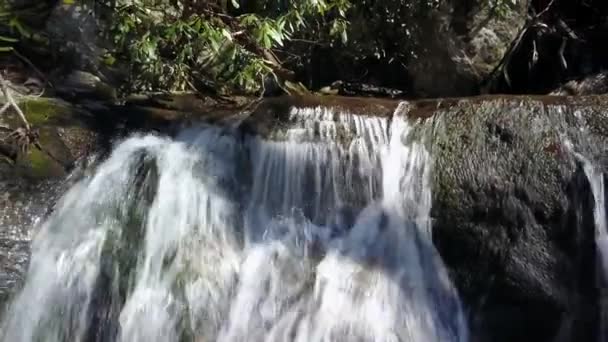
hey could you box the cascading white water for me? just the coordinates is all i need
[564,140,608,274]
[0,105,468,342]
[580,157,608,275]
[564,138,608,342]
[580,159,608,342]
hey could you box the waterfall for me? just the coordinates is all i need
[579,156,608,342]
[0,105,468,342]
[564,138,608,342]
[580,159,608,275]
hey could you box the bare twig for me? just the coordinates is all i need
[535,0,557,18]
[0,102,10,115]
[0,71,30,130]
[529,39,539,71]
[289,38,325,46]
[185,78,198,92]
[556,18,580,40]
[559,37,568,70]
[200,8,235,20]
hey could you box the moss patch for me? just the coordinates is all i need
[37,128,74,166]
[0,97,90,129]
[21,98,70,126]
[9,127,73,180]
[27,148,53,178]
[19,147,65,180]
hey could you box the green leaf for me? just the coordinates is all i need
[341,29,348,44]
[103,55,116,66]
[231,0,240,9]
[267,27,283,46]
[9,17,31,38]
[276,17,286,32]
[209,36,220,53]
[262,34,272,49]
[240,14,259,27]
[0,35,18,43]
[193,18,202,32]
[143,40,157,59]
[221,28,232,42]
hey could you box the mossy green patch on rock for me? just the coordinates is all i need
[17,147,66,180]
[21,98,64,126]
[22,97,92,127]
[0,97,93,130]
[37,128,75,167]
[3,126,75,181]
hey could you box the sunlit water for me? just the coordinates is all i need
[564,137,608,342]
[0,105,468,342]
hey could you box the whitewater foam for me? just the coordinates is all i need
[1,108,468,342]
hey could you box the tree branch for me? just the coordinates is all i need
[535,0,557,18]
[0,71,30,130]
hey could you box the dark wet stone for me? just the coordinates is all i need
[426,97,608,342]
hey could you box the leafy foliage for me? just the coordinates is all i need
[0,1,53,54]
[98,0,351,94]
[0,0,523,96]
[0,2,23,53]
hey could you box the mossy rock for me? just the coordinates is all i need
[23,97,93,127]
[0,96,100,181]
[0,100,81,181]
[18,147,66,180]
[420,97,606,342]
[0,97,93,129]
[8,127,73,181]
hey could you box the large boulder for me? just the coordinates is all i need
[409,1,527,97]
[417,96,608,342]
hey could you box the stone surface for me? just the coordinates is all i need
[0,97,98,181]
[551,72,608,95]
[421,96,608,342]
[54,70,118,102]
[409,1,527,97]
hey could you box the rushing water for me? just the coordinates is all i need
[582,160,608,342]
[0,106,468,342]
[564,137,608,342]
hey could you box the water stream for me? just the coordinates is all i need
[0,106,468,342]
[564,137,608,342]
